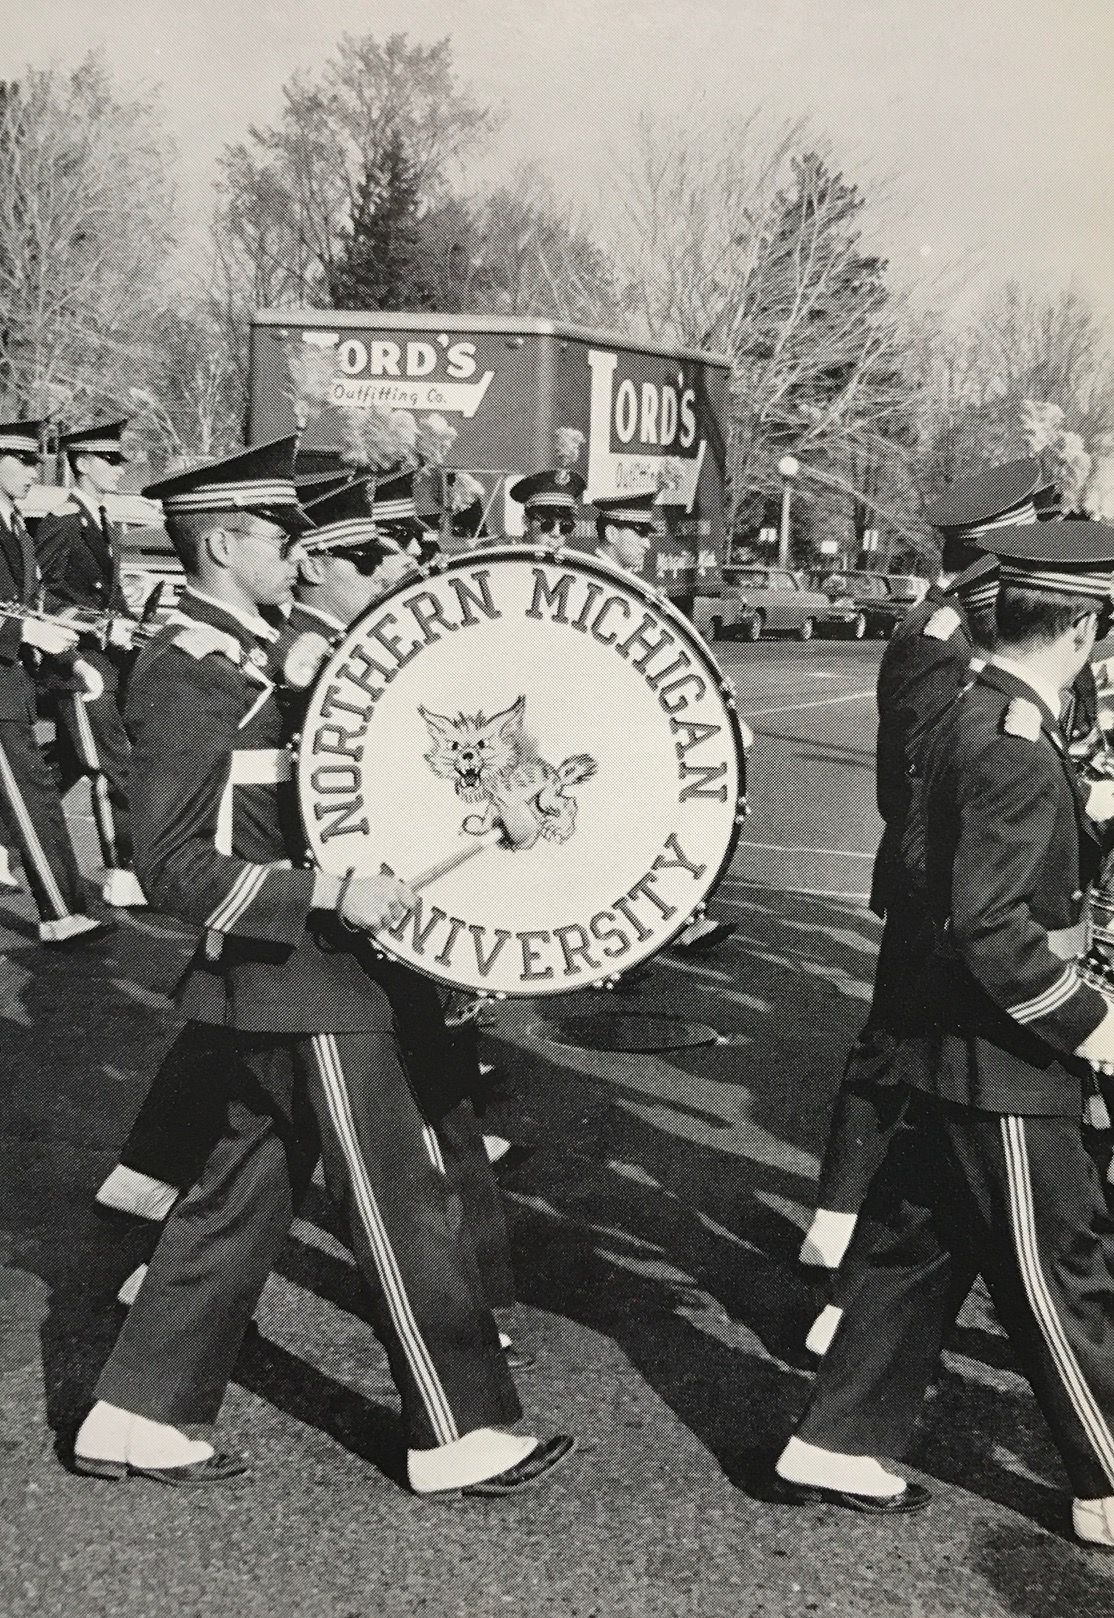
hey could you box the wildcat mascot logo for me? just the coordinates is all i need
[419,695,597,850]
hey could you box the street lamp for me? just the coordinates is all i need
[777,455,800,568]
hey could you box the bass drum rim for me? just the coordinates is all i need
[297,542,749,997]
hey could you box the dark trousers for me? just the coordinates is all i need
[117,1021,516,1312]
[796,1092,1114,1500]
[815,886,931,1216]
[53,690,132,870]
[97,1026,520,1448]
[0,718,86,922]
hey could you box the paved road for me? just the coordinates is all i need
[3,636,1114,1618]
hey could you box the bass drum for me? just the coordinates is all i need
[297,545,747,996]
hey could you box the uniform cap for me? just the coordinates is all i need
[924,457,1043,533]
[948,552,999,613]
[373,470,420,527]
[980,518,1114,601]
[0,419,45,457]
[300,475,402,558]
[592,489,660,530]
[294,469,353,503]
[143,435,309,533]
[508,467,587,513]
[1034,482,1063,521]
[59,419,130,462]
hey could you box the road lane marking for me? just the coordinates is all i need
[741,688,874,718]
[730,840,875,861]
[725,879,873,905]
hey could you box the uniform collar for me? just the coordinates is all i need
[179,587,279,646]
[70,487,103,521]
[988,653,1065,726]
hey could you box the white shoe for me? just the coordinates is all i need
[799,1209,858,1270]
[0,847,20,891]
[39,914,110,946]
[408,1428,538,1493]
[117,1264,148,1307]
[74,1401,214,1473]
[1073,1495,1114,1548]
[102,869,147,908]
[483,1134,513,1165]
[805,1304,845,1357]
[96,1165,178,1221]
[776,1435,907,1499]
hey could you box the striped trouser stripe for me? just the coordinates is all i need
[204,864,267,933]
[0,732,67,917]
[310,1034,459,1445]
[1001,1115,1114,1485]
[422,1124,446,1174]
[72,696,117,867]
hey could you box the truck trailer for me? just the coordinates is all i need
[249,309,732,612]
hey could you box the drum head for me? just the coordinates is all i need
[298,546,746,996]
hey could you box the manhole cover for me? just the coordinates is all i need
[538,1013,723,1053]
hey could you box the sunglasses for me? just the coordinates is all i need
[534,515,576,537]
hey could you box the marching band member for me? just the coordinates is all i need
[800,460,1057,1313]
[0,418,109,946]
[102,475,528,1354]
[75,439,572,1495]
[38,419,145,908]
[776,520,1114,1549]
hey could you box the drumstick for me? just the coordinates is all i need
[403,828,504,893]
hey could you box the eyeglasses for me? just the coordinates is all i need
[5,452,39,469]
[235,522,301,560]
[534,516,576,537]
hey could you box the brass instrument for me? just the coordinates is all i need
[0,597,159,649]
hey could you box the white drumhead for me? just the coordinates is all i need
[298,547,745,995]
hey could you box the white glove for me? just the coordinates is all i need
[21,618,79,656]
[108,618,135,650]
[1076,1002,1114,1074]
[73,657,105,703]
[1089,780,1114,822]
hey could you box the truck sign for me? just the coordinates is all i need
[249,311,731,603]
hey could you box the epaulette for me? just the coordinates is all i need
[923,606,961,641]
[169,624,243,665]
[1002,698,1043,741]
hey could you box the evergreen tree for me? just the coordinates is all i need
[324,126,430,310]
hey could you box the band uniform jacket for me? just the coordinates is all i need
[124,590,393,1036]
[38,496,131,694]
[871,585,975,917]
[913,662,1108,1117]
[0,506,44,723]
[273,598,479,1121]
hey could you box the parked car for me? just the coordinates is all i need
[717,565,836,642]
[806,569,907,639]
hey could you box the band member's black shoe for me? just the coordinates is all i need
[771,1475,930,1514]
[74,1451,249,1485]
[671,919,736,955]
[460,1434,576,1497]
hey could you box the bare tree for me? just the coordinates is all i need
[0,55,176,423]
[421,165,626,327]
[916,283,1114,505]
[609,115,921,540]
[213,32,502,308]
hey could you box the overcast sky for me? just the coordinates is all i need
[6,0,1113,326]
